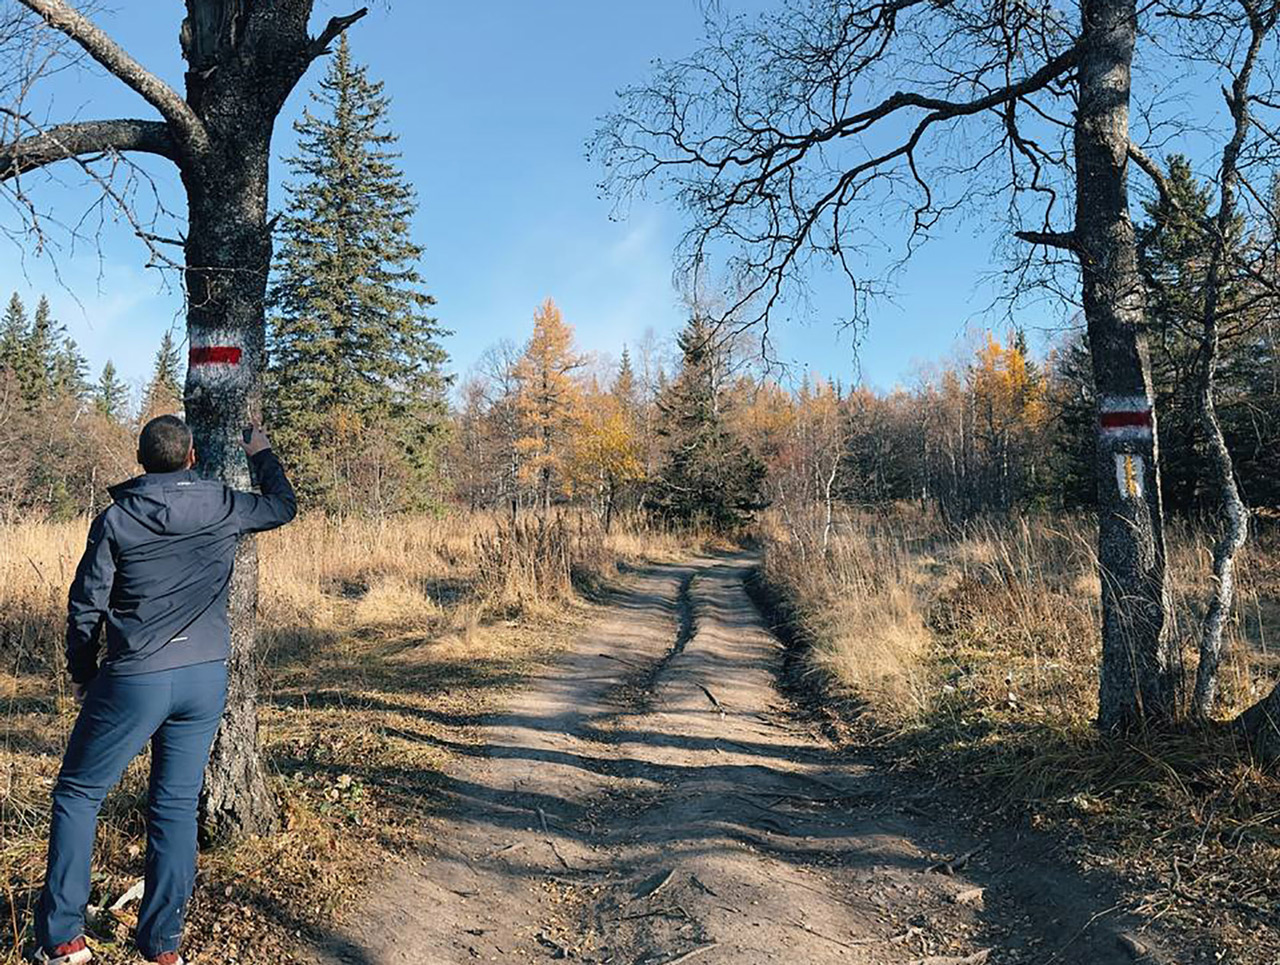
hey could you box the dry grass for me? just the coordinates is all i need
[759,505,1280,960]
[0,510,686,964]
[757,511,932,717]
[762,508,1279,729]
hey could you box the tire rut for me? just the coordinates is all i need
[597,570,699,723]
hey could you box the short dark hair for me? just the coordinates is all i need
[138,415,193,473]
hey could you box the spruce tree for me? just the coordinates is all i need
[52,338,89,400]
[268,34,449,511]
[95,361,128,422]
[142,330,186,419]
[1045,330,1097,510]
[652,316,766,529]
[613,346,638,411]
[0,293,29,390]
[1135,156,1219,514]
[25,296,59,403]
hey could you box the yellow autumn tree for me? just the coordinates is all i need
[734,380,795,474]
[513,298,586,511]
[740,377,847,551]
[967,331,1048,510]
[566,379,644,531]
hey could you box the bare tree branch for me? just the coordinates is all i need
[596,0,1084,339]
[0,116,176,180]
[308,7,369,61]
[1128,141,1174,204]
[1014,228,1078,249]
[15,0,209,156]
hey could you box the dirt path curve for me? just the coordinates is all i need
[311,555,1173,965]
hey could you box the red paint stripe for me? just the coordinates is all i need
[189,346,242,365]
[1100,411,1152,429]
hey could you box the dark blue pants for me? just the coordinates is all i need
[37,660,227,958]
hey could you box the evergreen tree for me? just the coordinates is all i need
[0,293,30,391]
[1045,330,1097,510]
[267,34,449,512]
[0,294,85,406]
[1127,154,1280,516]
[1136,155,1220,514]
[142,330,186,419]
[95,361,128,422]
[25,296,58,402]
[613,345,638,411]
[652,316,766,529]
[51,338,89,400]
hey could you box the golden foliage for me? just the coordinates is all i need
[513,298,586,506]
[565,387,644,503]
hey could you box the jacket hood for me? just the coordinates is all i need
[108,471,233,535]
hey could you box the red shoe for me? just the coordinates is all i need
[149,954,184,965]
[31,935,92,964]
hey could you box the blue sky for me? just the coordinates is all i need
[1,2,1159,401]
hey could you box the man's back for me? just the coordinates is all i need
[66,448,297,683]
[38,418,299,965]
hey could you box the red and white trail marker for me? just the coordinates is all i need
[1099,395,1153,440]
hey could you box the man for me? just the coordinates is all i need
[33,416,297,965]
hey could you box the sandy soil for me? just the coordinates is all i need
[307,555,1178,965]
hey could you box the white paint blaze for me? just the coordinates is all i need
[1099,394,1151,413]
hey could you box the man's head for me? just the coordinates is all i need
[138,415,195,474]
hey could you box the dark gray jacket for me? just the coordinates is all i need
[66,449,297,683]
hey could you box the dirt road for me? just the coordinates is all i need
[311,556,1173,964]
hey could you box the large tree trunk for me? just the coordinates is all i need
[1075,0,1177,731]
[184,143,278,841]
[178,0,363,841]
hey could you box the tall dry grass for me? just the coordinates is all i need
[1,511,684,677]
[758,510,934,717]
[762,506,1279,729]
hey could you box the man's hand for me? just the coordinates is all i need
[71,681,89,705]
[241,424,272,457]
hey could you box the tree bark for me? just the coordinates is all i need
[1075,0,1177,731]
[1194,375,1249,717]
[183,126,278,840]
[178,0,366,841]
